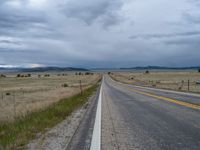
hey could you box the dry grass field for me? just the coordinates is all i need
[110,71,200,94]
[0,72,100,122]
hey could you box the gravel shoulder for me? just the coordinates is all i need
[27,90,99,150]
[66,87,99,150]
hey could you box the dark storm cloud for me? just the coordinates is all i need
[0,1,45,28]
[63,0,122,27]
[0,12,43,29]
[0,1,57,40]
[0,0,200,67]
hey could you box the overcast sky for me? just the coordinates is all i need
[0,0,200,68]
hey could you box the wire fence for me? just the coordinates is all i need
[111,74,200,93]
[146,80,200,93]
[0,77,100,123]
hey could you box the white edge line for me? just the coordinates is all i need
[90,81,102,150]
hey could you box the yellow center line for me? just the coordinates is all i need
[127,87,200,110]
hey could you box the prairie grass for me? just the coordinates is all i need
[0,73,100,122]
[0,83,99,149]
[110,71,200,93]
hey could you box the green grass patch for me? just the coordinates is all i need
[0,83,99,149]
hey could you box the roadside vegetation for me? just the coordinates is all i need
[0,83,99,149]
[110,71,200,93]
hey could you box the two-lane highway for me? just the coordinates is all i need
[101,75,200,150]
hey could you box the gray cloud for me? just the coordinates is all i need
[0,39,21,45]
[0,0,200,68]
[183,12,200,24]
[63,0,122,26]
[165,37,200,45]
[129,31,200,39]
[0,2,45,28]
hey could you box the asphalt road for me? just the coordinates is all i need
[101,75,200,150]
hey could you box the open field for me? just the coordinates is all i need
[0,72,100,122]
[110,71,200,93]
[0,83,99,149]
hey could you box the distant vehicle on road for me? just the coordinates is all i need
[196,80,200,84]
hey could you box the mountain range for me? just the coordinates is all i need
[120,66,200,70]
[0,67,89,73]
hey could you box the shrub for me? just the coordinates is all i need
[85,72,93,75]
[145,70,149,74]
[17,74,21,77]
[62,83,68,87]
[44,74,50,77]
[6,92,10,96]
[0,74,6,78]
[16,74,31,77]
[198,69,200,73]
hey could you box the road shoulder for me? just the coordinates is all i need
[27,90,99,150]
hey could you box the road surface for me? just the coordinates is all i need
[101,75,200,150]
[68,75,200,150]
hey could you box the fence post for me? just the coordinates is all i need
[13,92,16,121]
[188,79,190,92]
[79,80,83,94]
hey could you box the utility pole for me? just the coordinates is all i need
[79,80,83,94]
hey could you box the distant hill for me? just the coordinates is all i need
[0,67,89,73]
[20,67,89,72]
[120,66,200,70]
[0,67,20,73]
